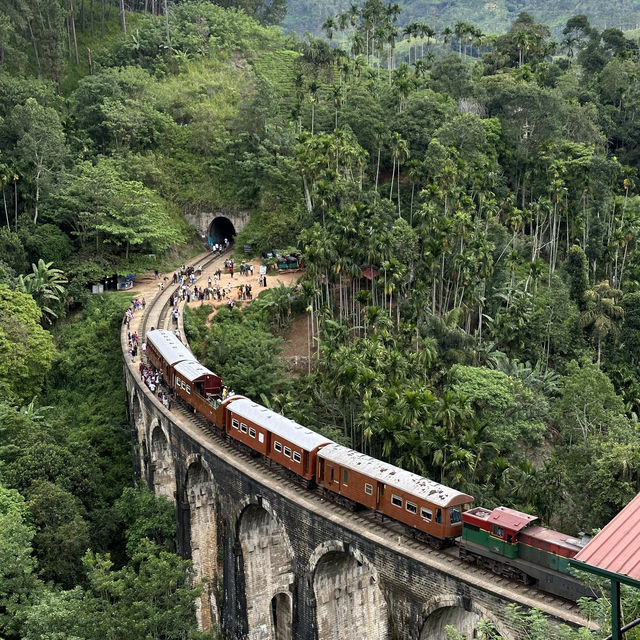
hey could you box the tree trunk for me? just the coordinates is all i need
[33,169,41,225]
[3,187,9,229]
[163,0,170,44]
[27,20,41,75]
[70,0,80,64]
[119,0,126,38]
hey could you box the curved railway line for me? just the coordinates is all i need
[122,249,595,633]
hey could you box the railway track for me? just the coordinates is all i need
[137,248,228,340]
[125,253,592,631]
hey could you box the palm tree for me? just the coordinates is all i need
[17,259,67,323]
[580,280,624,366]
[388,132,409,216]
[322,16,336,41]
[513,30,530,67]
[308,80,320,134]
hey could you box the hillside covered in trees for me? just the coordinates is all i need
[285,0,640,39]
[3,0,640,637]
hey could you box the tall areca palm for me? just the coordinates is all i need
[580,280,624,365]
[388,132,409,216]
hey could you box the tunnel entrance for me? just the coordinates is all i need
[208,217,236,247]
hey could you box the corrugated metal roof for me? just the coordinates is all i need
[487,506,538,532]
[574,492,640,581]
[318,443,473,507]
[228,399,334,451]
[174,359,217,383]
[147,329,193,366]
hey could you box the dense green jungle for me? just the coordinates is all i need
[3,0,640,637]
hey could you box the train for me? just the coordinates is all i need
[145,328,594,601]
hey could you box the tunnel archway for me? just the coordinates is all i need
[237,503,294,640]
[185,458,218,631]
[312,545,388,640]
[150,422,176,502]
[208,216,236,246]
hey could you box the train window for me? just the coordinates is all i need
[343,470,349,485]
[421,508,432,522]
[249,427,256,438]
[330,468,335,483]
[450,506,462,524]
[406,501,417,514]
[391,495,402,508]
[240,423,248,433]
[258,433,264,444]
[231,418,239,429]
[185,385,191,394]
[293,452,301,463]
[364,483,373,495]
[491,525,504,538]
[436,508,442,524]
[284,447,291,458]
[274,441,282,452]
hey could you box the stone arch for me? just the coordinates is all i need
[208,216,236,246]
[271,592,292,640]
[149,421,176,502]
[185,457,219,631]
[420,595,511,640]
[237,500,294,640]
[311,541,388,640]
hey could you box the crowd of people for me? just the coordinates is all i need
[139,362,174,410]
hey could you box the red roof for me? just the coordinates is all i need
[487,506,538,532]
[574,492,640,581]
[362,267,380,281]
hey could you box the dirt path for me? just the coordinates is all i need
[182,260,303,321]
[126,251,304,325]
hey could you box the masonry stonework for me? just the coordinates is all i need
[125,367,585,640]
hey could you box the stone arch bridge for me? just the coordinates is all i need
[123,291,589,640]
[125,376,589,640]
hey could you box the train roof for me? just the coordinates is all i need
[174,359,219,383]
[465,506,538,532]
[146,329,193,366]
[319,443,473,508]
[228,399,333,451]
[520,525,590,555]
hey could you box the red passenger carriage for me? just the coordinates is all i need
[318,444,473,545]
[226,399,333,482]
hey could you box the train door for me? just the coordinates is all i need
[378,483,385,509]
[319,458,325,484]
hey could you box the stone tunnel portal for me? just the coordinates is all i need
[208,217,236,247]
